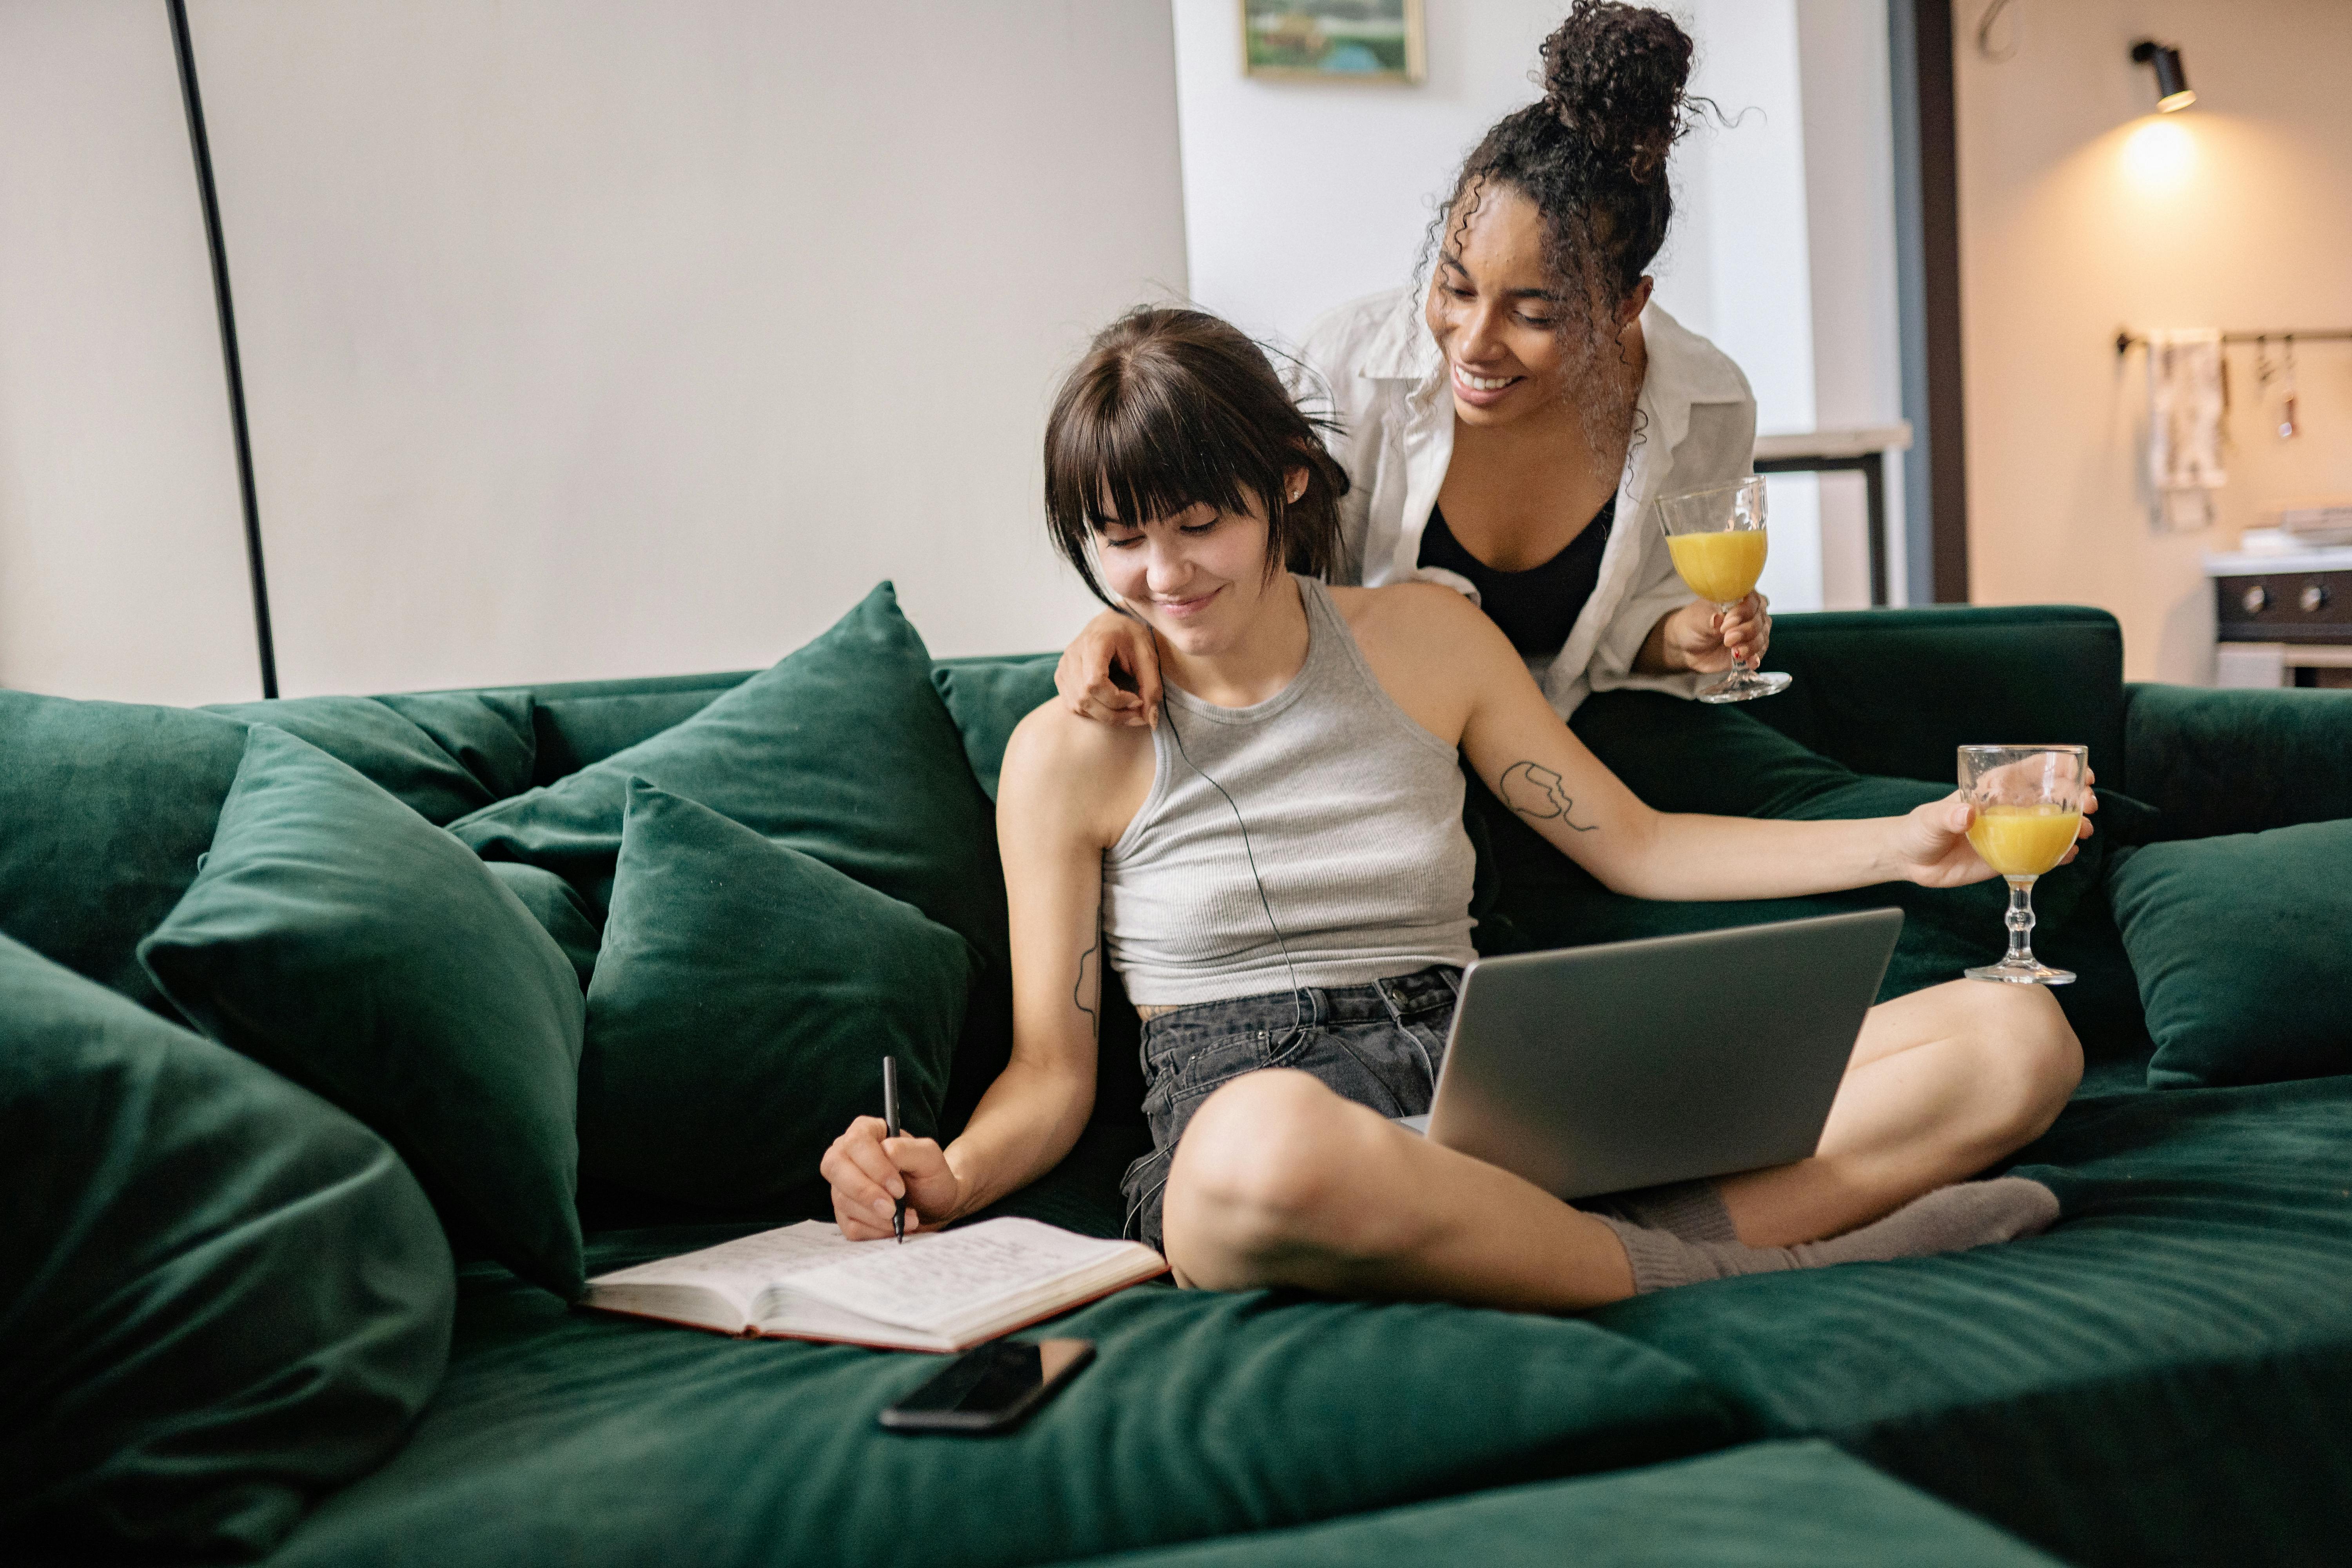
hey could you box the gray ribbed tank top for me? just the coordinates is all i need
[1102,576,1477,1008]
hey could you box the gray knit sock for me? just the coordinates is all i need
[1597,1178,2060,1295]
[1585,1179,1739,1244]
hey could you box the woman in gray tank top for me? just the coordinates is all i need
[821,309,2089,1307]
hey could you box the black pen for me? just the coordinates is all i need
[882,1055,904,1244]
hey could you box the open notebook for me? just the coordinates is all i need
[582,1217,1167,1352]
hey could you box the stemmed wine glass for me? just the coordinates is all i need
[1958,744,2089,985]
[1655,477,1789,704]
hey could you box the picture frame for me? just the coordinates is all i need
[1240,0,1426,85]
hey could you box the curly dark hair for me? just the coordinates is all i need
[1043,307,1352,606]
[1429,2,1704,353]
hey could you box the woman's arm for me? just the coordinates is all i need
[1383,588,2085,901]
[820,709,1132,1238]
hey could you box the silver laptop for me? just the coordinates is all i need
[1406,909,1903,1200]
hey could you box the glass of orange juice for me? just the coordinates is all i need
[1958,744,2089,985]
[1655,477,1790,704]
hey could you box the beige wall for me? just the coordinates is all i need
[1,2,1185,702]
[1955,0,2352,683]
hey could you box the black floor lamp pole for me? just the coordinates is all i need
[168,0,278,698]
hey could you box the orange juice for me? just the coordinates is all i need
[1967,804,2081,877]
[1666,529,1769,604]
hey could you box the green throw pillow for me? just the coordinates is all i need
[2109,821,2352,1089]
[449,582,1014,1124]
[207,692,537,824]
[0,687,537,1014]
[487,861,604,991]
[930,654,1058,800]
[0,692,249,1011]
[138,725,588,1298]
[0,933,452,1560]
[578,781,971,1209]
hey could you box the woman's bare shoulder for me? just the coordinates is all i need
[998,699,1156,847]
[1329,580,1499,651]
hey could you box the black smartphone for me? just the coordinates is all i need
[877,1338,1095,1435]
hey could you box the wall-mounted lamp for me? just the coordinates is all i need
[2131,40,2196,112]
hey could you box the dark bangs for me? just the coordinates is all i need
[1044,307,1349,605]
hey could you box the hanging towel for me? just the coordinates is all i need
[2148,328,2226,530]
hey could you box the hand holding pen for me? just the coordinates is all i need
[816,1067,960,1243]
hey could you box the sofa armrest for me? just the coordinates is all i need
[2125,682,2352,839]
[1751,605,2127,788]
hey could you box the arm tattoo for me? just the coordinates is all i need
[1499,760,1597,832]
[1074,897,1101,1038]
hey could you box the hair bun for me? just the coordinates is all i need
[1539,1,1694,183]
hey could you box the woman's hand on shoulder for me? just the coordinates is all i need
[821,1116,963,1241]
[1890,777,2099,889]
[1054,608,1161,728]
[1644,593,1771,675]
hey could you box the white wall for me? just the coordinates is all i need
[1955,0,2352,682]
[1,0,1187,701]
[1174,0,1563,344]
[0,1,260,704]
[1172,0,1906,612]
[1658,0,1824,611]
[1797,0,1907,607]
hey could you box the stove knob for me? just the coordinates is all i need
[2242,584,2270,614]
[2301,583,2330,613]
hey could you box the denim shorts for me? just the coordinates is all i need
[1119,965,1461,1252]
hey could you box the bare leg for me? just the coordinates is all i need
[1162,1063,2063,1309]
[1717,979,2082,1247]
[1161,1069,1637,1312]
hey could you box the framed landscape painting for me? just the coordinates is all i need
[1241,0,1426,84]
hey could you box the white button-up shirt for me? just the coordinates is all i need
[1290,287,1758,717]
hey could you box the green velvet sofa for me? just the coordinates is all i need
[7,599,2351,1568]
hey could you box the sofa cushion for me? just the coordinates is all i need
[931,653,1059,800]
[263,1243,1732,1568]
[1752,605,2128,793]
[487,861,605,991]
[0,688,539,1014]
[2107,822,2352,1089]
[1588,1075,2352,1568]
[138,725,588,1298]
[208,691,537,822]
[0,691,249,1010]
[577,780,971,1210]
[519,673,747,784]
[448,583,1014,1126]
[1067,1441,2065,1568]
[2124,683,2352,839]
[0,934,453,1560]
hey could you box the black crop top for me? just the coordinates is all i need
[1416,495,1615,660]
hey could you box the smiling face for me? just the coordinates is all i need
[1423,185,1651,430]
[1095,492,1290,661]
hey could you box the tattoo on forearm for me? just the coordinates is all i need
[1074,898,1101,1038]
[1499,761,1597,831]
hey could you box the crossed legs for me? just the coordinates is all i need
[1160,979,2080,1310]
